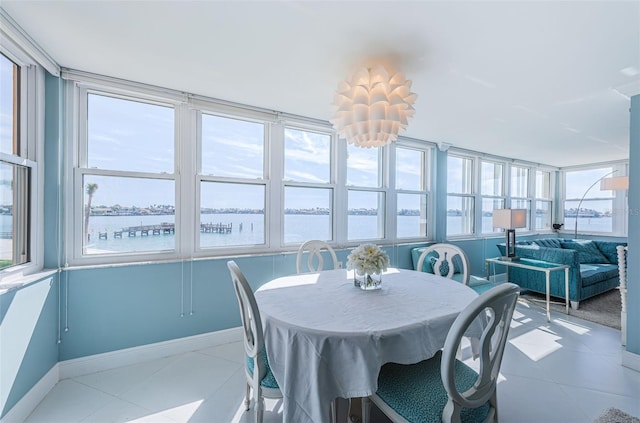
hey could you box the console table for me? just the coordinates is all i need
[486,257,570,322]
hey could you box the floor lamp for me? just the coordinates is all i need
[573,170,629,239]
[493,209,527,261]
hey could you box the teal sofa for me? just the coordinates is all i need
[496,238,626,309]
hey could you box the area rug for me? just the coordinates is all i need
[519,288,621,329]
[592,407,640,423]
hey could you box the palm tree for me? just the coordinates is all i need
[84,183,98,246]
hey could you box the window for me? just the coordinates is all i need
[535,170,552,231]
[447,155,474,236]
[0,50,40,277]
[347,145,385,241]
[200,114,266,249]
[563,165,626,235]
[480,161,505,234]
[395,146,428,238]
[282,127,333,244]
[77,91,177,258]
[68,73,438,265]
[510,165,530,231]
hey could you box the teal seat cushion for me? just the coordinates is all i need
[560,240,609,264]
[468,276,494,294]
[246,353,279,389]
[376,351,490,423]
[580,264,619,287]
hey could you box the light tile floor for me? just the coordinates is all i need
[24,300,640,423]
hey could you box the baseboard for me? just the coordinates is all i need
[59,326,243,379]
[622,349,640,373]
[0,364,59,423]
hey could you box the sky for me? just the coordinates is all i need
[83,93,423,211]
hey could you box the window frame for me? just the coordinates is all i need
[560,162,628,237]
[479,159,506,235]
[67,83,184,266]
[394,141,431,240]
[446,152,476,238]
[446,150,556,240]
[0,40,44,282]
[280,123,336,246]
[63,72,438,267]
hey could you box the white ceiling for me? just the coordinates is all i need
[3,1,639,167]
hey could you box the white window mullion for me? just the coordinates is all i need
[270,122,284,250]
[385,145,396,242]
[335,134,347,246]
[176,103,194,259]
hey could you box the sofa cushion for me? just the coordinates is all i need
[580,264,619,287]
[560,240,610,264]
[533,238,562,249]
[593,241,625,265]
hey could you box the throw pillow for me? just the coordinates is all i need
[430,256,451,276]
[560,240,610,264]
[533,238,562,249]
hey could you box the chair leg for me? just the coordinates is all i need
[254,387,264,423]
[330,399,337,423]
[361,397,371,423]
[244,382,251,411]
[490,390,499,422]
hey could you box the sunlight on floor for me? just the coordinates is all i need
[509,327,563,361]
[553,318,591,335]
[230,398,283,423]
[130,400,203,422]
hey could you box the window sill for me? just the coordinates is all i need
[0,269,57,295]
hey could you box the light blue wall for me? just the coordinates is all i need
[0,276,59,418]
[56,243,413,360]
[627,94,639,355]
[0,72,64,419]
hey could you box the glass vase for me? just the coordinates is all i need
[356,272,382,291]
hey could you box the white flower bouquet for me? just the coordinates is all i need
[347,244,389,289]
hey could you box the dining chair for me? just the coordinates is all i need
[296,239,339,273]
[362,283,520,423]
[416,243,470,285]
[227,261,282,423]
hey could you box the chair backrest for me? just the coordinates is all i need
[440,283,520,422]
[296,240,339,273]
[416,243,470,285]
[227,260,267,384]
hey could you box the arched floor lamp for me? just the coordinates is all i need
[573,170,629,239]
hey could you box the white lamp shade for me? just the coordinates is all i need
[330,64,417,148]
[600,176,629,190]
[493,209,527,230]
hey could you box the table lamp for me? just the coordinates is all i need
[493,208,527,261]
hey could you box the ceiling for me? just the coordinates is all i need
[3,1,639,167]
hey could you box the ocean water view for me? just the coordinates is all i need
[0,214,615,258]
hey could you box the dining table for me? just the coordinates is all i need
[254,267,481,423]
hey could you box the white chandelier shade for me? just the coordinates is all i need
[330,65,417,148]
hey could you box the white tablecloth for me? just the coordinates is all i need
[255,268,480,423]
